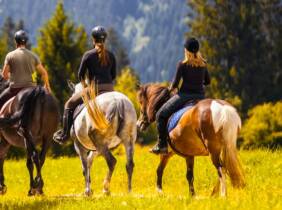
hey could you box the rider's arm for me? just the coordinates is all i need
[78,53,88,84]
[169,62,183,92]
[204,68,210,86]
[2,64,10,80]
[36,64,51,93]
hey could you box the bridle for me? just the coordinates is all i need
[137,94,151,131]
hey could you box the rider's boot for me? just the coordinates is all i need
[150,135,168,155]
[53,108,74,144]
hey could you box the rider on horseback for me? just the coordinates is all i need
[53,26,116,144]
[0,30,51,109]
[151,38,210,154]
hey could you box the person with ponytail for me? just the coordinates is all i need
[53,26,116,144]
[151,38,210,154]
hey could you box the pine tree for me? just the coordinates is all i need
[0,17,31,67]
[34,2,88,108]
[107,27,130,75]
[0,34,8,68]
[187,0,282,113]
[2,17,16,51]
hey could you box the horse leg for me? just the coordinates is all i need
[34,137,51,195]
[0,140,10,195]
[186,156,196,196]
[23,131,42,196]
[102,147,117,195]
[157,152,173,192]
[211,153,226,197]
[74,140,93,196]
[26,150,35,196]
[124,141,134,192]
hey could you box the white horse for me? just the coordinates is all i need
[68,82,137,196]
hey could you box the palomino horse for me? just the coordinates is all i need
[0,76,59,195]
[68,82,137,196]
[137,84,245,196]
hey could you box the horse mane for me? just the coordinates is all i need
[139,84,170,122]
[0,87,45,128]
[81,82,109,133]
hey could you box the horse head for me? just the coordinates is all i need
[136,84,170,131]
[67,80,83,95]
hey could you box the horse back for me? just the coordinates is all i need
[168,99,216,156]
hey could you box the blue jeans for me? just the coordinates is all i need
[156,93,204,146]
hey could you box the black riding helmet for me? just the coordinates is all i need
[184,38,199,53]
[91,26,107,43]
[14,30,28,45]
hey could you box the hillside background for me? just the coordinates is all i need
[0,0,187,82]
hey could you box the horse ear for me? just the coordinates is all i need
[67,80,76,92]
[136,82,141,90]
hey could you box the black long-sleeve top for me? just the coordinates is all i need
[171,62,210,94]
[78,49,116,84]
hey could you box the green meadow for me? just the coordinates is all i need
[0,146,281,210]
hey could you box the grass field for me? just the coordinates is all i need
[0,145,281,210]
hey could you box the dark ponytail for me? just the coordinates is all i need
[95,43,109,66]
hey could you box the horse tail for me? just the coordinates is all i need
[81,82,109,133]
[211,100,246,188]
[0,86,45,128]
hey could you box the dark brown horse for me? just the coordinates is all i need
[0,76,59,196]
[137,84,245,197]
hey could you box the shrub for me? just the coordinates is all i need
[241,101,282,148]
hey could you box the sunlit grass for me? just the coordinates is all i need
[0,145,281,210]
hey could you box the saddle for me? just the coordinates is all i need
[73,104,85,120]
[167,100,198,132]
[0,97,15,118]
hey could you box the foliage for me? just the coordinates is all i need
[0,148,281,210]
[114,67,140,112]
[114,68,158,144]
[241,101,282,148]
[107,28,130,75]
[33,2,88,109]
[0,17,29,68]
[187,0,282,112]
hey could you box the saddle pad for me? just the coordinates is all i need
[167,103,194,132]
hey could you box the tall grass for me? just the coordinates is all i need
[0,146,281,210]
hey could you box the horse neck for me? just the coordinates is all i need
[147,86,171,122]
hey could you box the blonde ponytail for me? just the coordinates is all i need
[182,50,206,67]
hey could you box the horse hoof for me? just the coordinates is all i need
[28,188,37,196]
[157,187,163,194]
[190,192,196,197]
[36,188,44,196]
[103,189,111,196]
[84,189,93,197]
[0,185,7,195]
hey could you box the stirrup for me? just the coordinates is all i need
[53,130,68,145]
[149,144,168,155]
